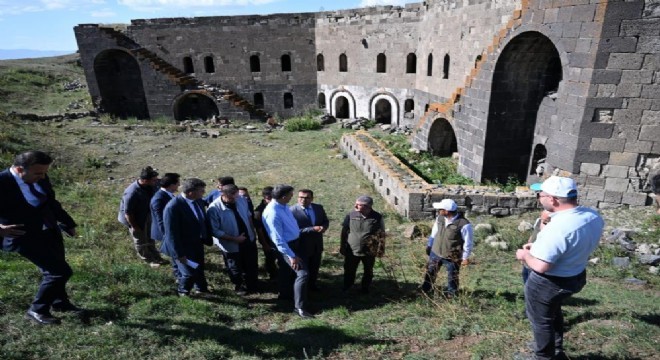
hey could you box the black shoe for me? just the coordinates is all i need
[293,308,315,319]
[25,310,61,325]
[309,285,321,292]
[192,289,212,298]
[52,303,85,314]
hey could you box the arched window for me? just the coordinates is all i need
[443,54,450,79]
[281,54,291,72]
[183,56,194,74]
[318,93,326,109]
[339,54,348,72]
[427,54,433,76]
[406,53,416,74]
[204,56,215,73]
[377,53,386,73]
[317,54,324,71]
[250,55,260,72]
[254,93,264,109]
[283,93,294,109]
[404,99,414,112]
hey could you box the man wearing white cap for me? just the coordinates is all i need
[421,199,473,297]
[515,176,604,360]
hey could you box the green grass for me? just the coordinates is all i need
[0,56,658,359]
[283,115,323,132]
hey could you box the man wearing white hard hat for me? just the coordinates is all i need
[421,199,473,297]
[515,176,604,360]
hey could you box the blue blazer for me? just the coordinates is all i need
[0,168,76,252]
[160,195,211,259]
[290,203,329,247]
[150,189,174,241]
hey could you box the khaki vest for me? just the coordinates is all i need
[431,214,470,261]
[346,210,383,256]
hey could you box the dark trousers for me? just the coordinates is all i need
[17,229,73,314]
[263,246,279,280]
[276,240,309,310]
[223,240,259,291]
[306,238,323,289]
[421,256,460,295]
[343,251,375,291]
[174,246,208,294]
[525,270,586,359]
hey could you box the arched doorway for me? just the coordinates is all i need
[530,144,548,176]
[482,31,562,183]
[428,118,457,157]
[93,49,149,119]
[318,93,326,109]
[335,96,349,119]
[374,99,392,124]
[173,93,219,121]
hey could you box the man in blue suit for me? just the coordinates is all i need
[0,151,82,325]
[290,189,329,291]
[150,173,181,278]
[160,178,212,296]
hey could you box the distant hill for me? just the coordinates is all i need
[0,49,75,60]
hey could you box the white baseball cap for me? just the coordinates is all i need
[432,199,458,211]
[540,176,578,198]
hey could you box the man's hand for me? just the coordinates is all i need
[313,226,324,233]
[461,259,469,266]
[516,248,528,261]
[0,224,26,237]
[235,233,247,243]
[289,256,302,270]
[178,256,188,263]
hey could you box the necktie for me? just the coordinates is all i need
[193,202,207,238]
[305,207,315,225]
[28,183,55,228]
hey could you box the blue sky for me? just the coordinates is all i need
[0,0,414,52]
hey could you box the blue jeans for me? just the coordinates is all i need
[421,255,460,295]
[525,270,586,359]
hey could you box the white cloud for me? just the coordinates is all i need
[0,0,90,15]
[360,0,409,6]
[91,8,116,17]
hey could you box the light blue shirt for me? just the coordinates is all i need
[262,200,299,259]
[10,167,45,207]
[530,206,604,277]
[427,213,474,261]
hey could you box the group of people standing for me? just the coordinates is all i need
[0,150,609,360]
[116,168,388,318]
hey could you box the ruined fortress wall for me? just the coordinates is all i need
[127,14,318,118]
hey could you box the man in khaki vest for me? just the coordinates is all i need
[421,199,473,297]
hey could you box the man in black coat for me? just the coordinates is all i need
[0,151,82,325]
[290,189,329,291]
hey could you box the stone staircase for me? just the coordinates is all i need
[98,26,267,120]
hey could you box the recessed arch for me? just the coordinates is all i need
[172,91,219,121]
[204,56,215,73]
[93,48,149,119]
[427,53,433,76]
[428,117,458,157]
[318,93,326,109]
[530,144,548,176]
[317,54,324,71]
[377,53,386,73]
[443,54,450,79]
[339,54,348,72]
[250,54,260,72]
[406,53,417,73]
[483,31,562,183]
[370,93,399,126]
[253,93,264,109]
[281,54,292,72]
[183,56,194,74]
[330,90,356,119]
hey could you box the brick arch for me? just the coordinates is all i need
[93,48,149,119]
[428,117,458,157]
[483,31,563,183]
[329,89,356,119]
[172,91,219,121]
[369,93,399,126]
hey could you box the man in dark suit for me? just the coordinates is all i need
[150,173,181,278]
[0,151,82,325]
[290,189,329,291]
[160,178,212,296]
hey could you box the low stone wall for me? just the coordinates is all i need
[341,131,539,220]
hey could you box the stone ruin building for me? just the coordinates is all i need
[75,0,660,213]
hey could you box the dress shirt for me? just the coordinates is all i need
[10,167,45,207]
[262,201,299,259]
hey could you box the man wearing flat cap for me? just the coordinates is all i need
[515,176,604,360]
[421,199,473,297]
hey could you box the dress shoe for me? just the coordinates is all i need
[192,289,213,298]
[52,303,85,314]
[25,310,61,325]
[293,308,315,319]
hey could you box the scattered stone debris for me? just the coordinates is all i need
[624,277,647,286]
[63,79,85,91]
[612,257,631,268]
[474,223,495,234]
[518,220,534,232]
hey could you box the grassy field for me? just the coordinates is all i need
[0,56,658,360]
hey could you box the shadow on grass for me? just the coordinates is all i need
[564,296,599,307]
[569,355,644,360]
[126,318,392,358]
[564,310,621,330]
[465,289,520,303]
[632,312,660,327]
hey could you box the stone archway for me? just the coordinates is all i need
[482,31,562,183]
[93,49,149,119]
[335,96,349,118]
[330,90,355,119]
[173,92,219,121]
[370,93,399,126]
[428,118,457,157]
